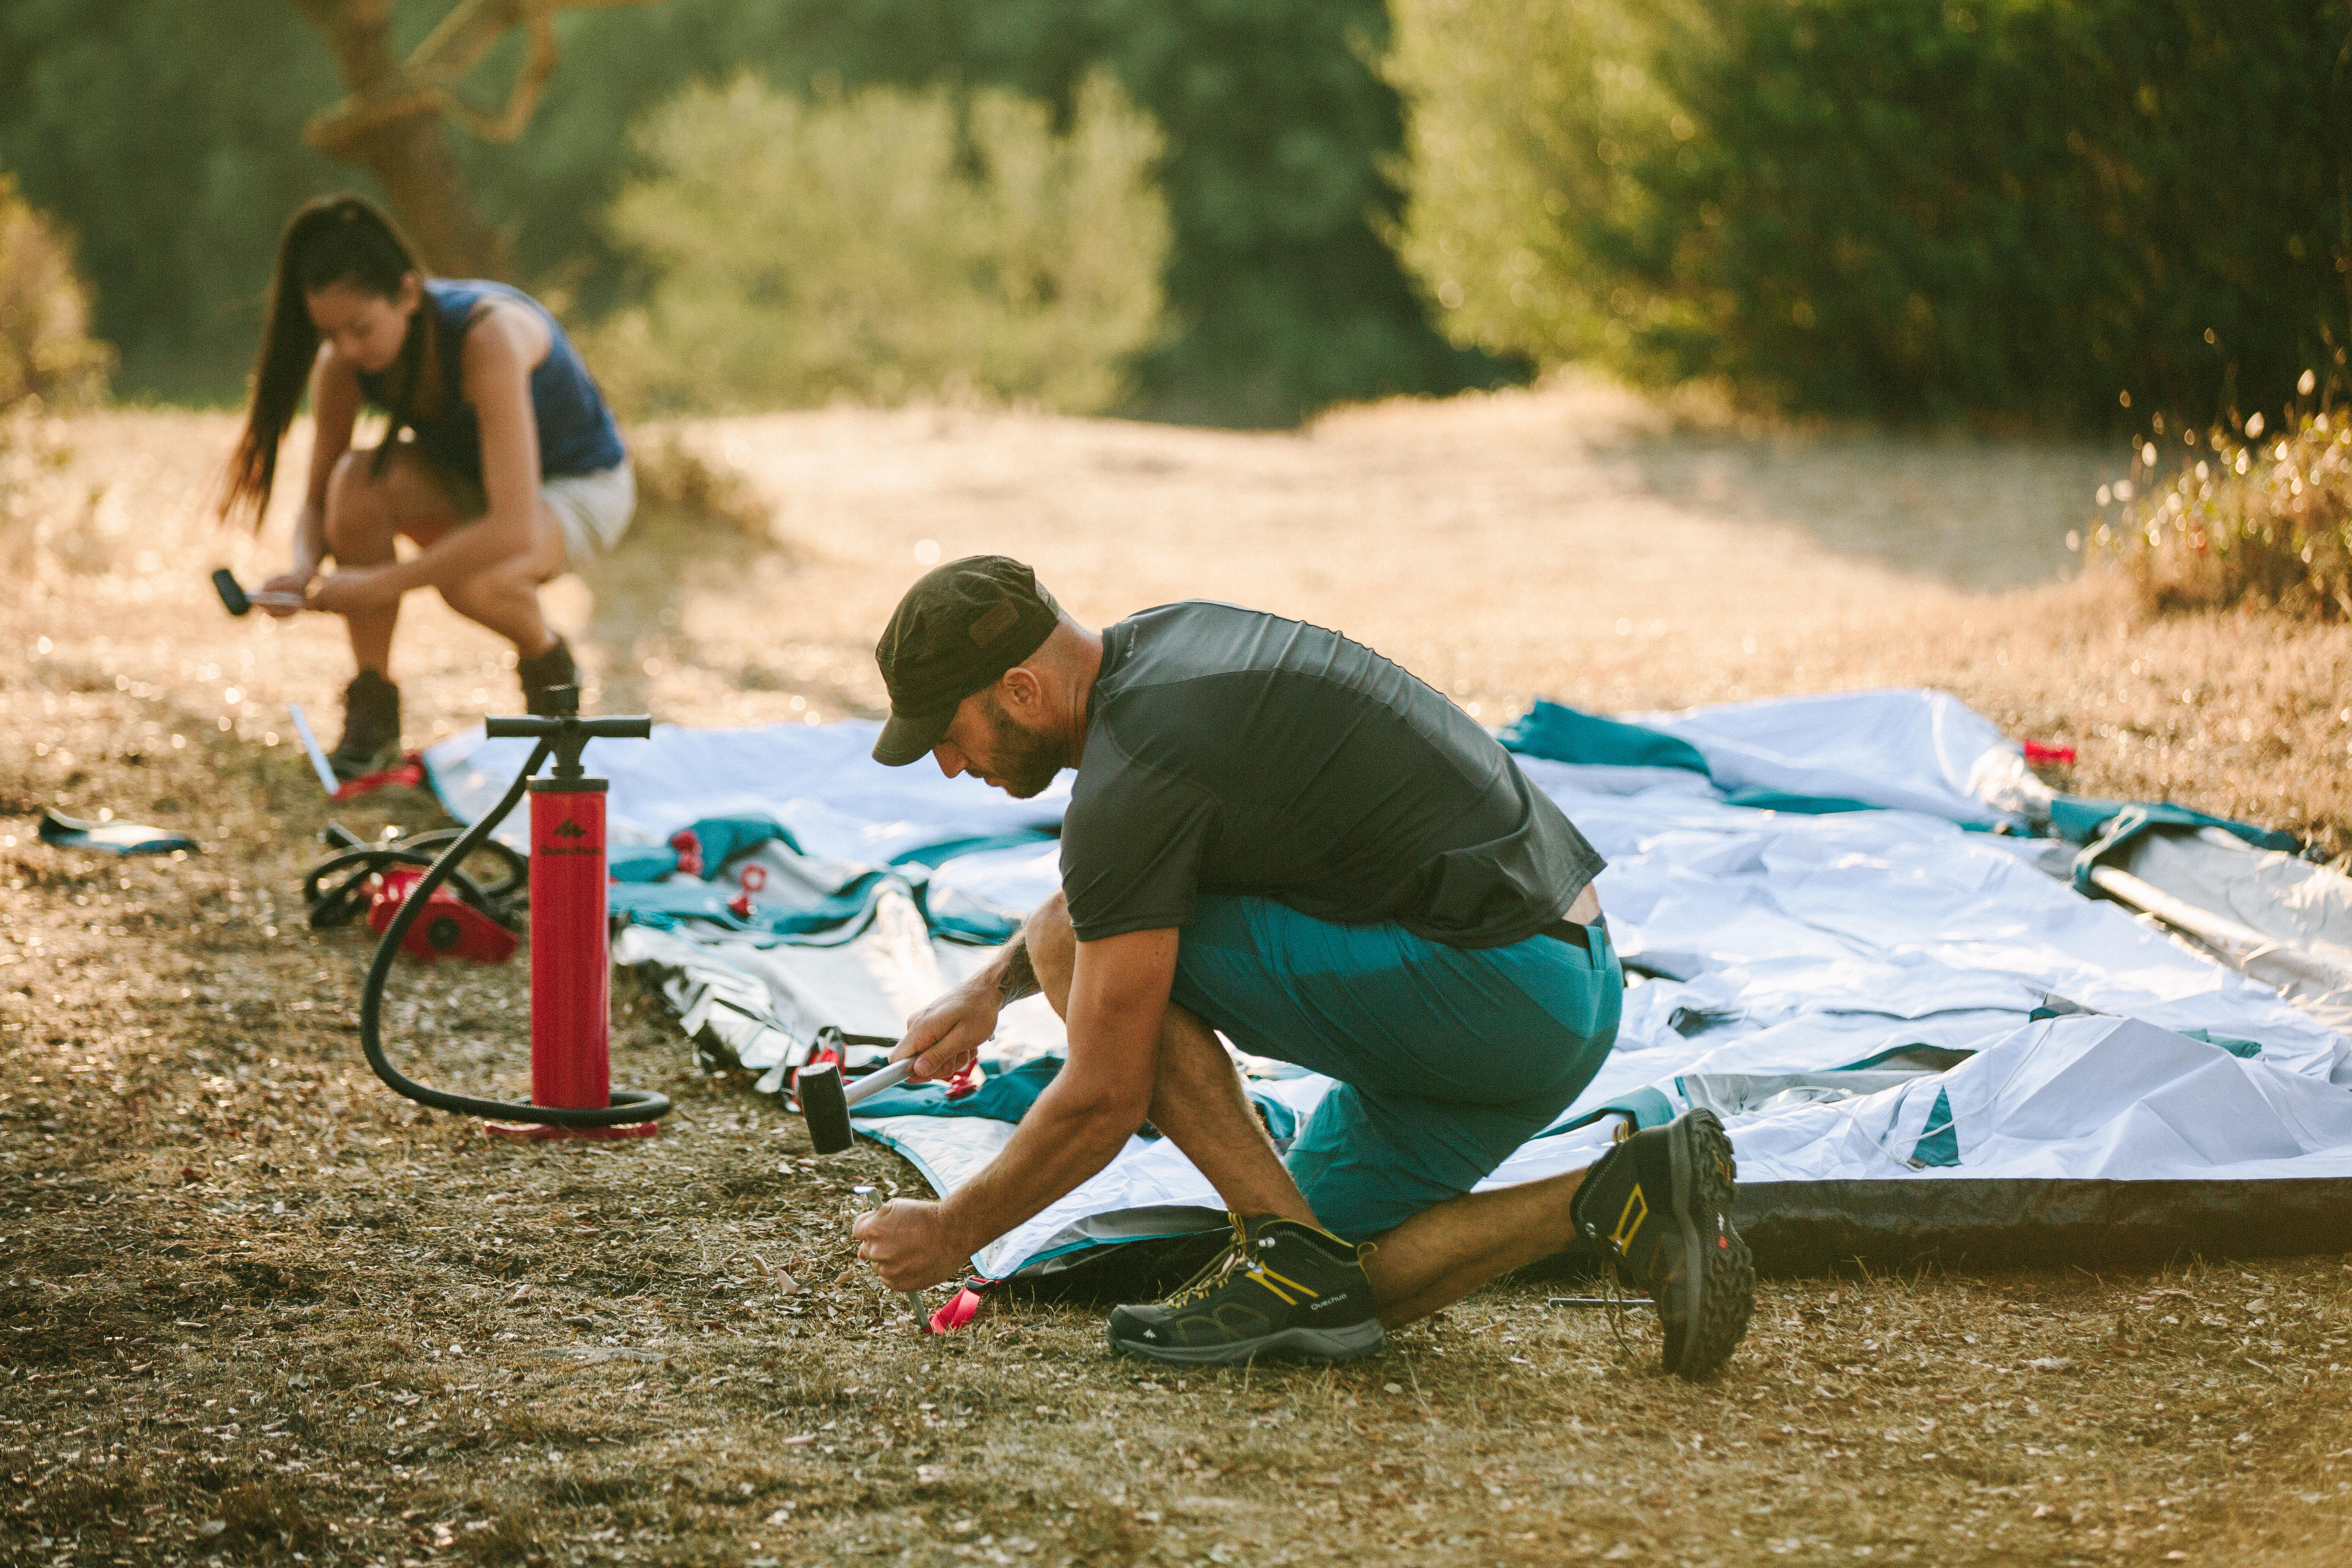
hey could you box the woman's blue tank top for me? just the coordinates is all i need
[356,279,625,481]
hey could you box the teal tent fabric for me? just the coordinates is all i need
[1720,787,1882,816]
[1539,1084,1679,1137]
[1500,705,2307,856]
[2052,796,2300,852]
[605,812,1028,944]
[853,1054,1301,1142]
[1496,701,1708,773]
[854,1056,1066,1120]
[679,815,798,874]
[609,864,1020,946]
[2181,1028,2264,1060]
[888,830,1058,870]
[1499,699,1893,819]
[612,815,792,884]
[1836,1043,1976,1073]
[609,873,893,940]
[1910,1088,1961,1167]
[608,844,680,883]
[2065,801,2304,895]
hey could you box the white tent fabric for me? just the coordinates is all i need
[1622,687,2031,826]
[427,691,2352,1279]
[2085,826,2352,1033]
[428,721,1067,860]
[1517,761,2348,1084]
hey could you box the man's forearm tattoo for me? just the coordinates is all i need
[996,938,1042,1003]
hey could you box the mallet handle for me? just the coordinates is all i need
[843,1057,918,1108]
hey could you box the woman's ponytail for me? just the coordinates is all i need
[219,195,422,527]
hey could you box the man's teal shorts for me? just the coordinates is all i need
[1169,893,1621,1241]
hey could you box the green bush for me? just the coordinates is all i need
[2100,386,2352,619]
[0,0,341,399]
[460,0,1497,426]
[1395,0,2352,430]
[1392,0,1679,377]
[589,73,1169,415]
[0,172,111,412]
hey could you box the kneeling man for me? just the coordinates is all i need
[850,557,1753,1378]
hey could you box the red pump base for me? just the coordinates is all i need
[486,773,658,1141]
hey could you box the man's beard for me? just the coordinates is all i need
[981,695,1064,799]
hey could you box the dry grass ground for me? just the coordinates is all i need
[5,382,2352,1568]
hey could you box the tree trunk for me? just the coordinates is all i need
[292,0,508,279]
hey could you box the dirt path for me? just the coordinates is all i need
[4,388,2351,1568]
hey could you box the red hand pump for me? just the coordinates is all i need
[356,686,668,1138]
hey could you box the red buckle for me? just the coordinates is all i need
[942,1060,981,1101]
[2022,739,2077,768]
[728,863,767,920]
[331,752,427,802]
[927,1285,988,1334]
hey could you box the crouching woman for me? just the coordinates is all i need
[219,194,632,779]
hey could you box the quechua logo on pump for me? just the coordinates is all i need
[541,817,600,855]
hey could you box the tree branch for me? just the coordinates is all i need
[302,0,661,155]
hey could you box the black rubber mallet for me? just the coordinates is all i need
[212,568,306,617]
[798,1057,918,1155]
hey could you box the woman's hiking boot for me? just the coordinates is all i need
[519,636,578,716]
[1570,1108,1754,1379]
[327,668,402,783]
[1107,1214,1384,1366]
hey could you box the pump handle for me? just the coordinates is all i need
[484,715,653,739]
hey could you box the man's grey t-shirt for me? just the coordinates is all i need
[1060,602,1605,947]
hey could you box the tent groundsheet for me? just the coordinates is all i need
[424,688,2352,1283]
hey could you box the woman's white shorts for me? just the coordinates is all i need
[542,462,636,567]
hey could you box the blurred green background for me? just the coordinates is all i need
[0,0,2345,429]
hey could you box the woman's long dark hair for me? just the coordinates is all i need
[220,194,431,527]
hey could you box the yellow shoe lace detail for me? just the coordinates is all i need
[1158,1217,1358,1310]
[1245,1263,1320,1306]
[1161,1214,1252,1308]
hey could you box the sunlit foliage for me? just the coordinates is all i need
[1395,0,2352,430]
[2101,379,2352,620]
[588,74,1168,415]
[0,172,111,413]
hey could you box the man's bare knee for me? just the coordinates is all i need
[1024,891,1076,1016]
[1148,1003,1244,1103]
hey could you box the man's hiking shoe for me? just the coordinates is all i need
[1107,1214,1385,1366]
[1571,1108,1754,1379]
[518,636,578,717]
[327,669,402,783]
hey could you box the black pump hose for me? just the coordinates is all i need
[357,737,671,1127]
[304,838,525,931]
